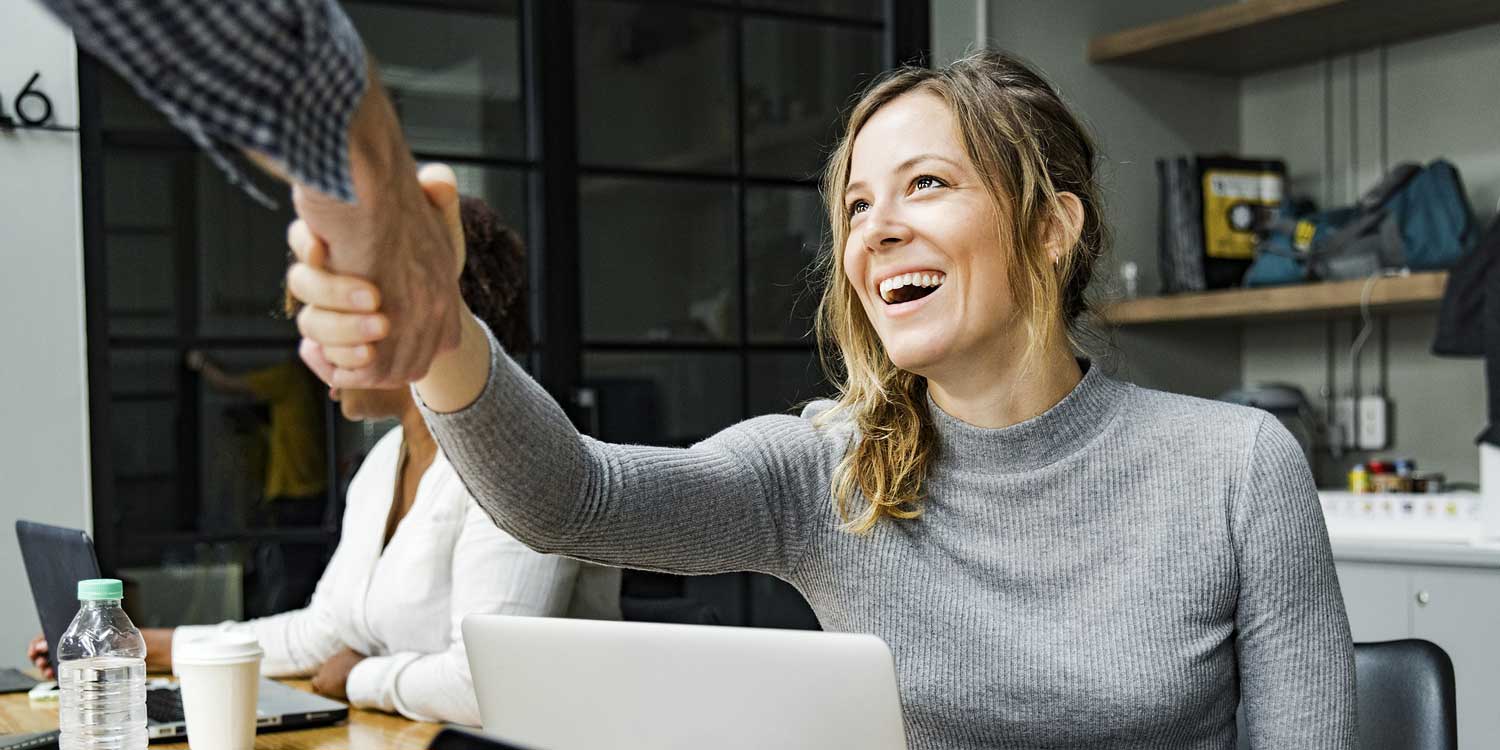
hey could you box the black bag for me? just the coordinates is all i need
[1156,157,1206,294]
[1432,215,1500,446]
[1434,215,1498,357]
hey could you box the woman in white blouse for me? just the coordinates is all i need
[29,177,616,725]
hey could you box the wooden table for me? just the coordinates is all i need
[0,680,443,749]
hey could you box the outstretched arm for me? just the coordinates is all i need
[285,171,836,577]
[185,351,254,396]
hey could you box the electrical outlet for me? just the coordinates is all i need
[1334,397,1358,449]
[1358,395,1389,450]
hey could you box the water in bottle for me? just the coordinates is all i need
[57,578,147,750]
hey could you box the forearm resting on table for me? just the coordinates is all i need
[415,309,492,414]
[143,628,173,672]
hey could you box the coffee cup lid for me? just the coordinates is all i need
[173,632,264,668]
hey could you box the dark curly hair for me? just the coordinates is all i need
[458,195,529,353]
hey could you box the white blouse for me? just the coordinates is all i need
[176,426,617,725]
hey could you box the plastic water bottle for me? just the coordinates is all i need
[57,579,147,750]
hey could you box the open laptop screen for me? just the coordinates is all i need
[16,521,102,675]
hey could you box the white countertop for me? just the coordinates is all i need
[1321,490,1500,567]
[1331,537,1500,568]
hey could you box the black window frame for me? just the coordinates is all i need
[78,0,930,618]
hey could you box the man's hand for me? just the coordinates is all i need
[289,164,490,413]
[27,633,54,681]
[287,64,464,390]
[289,163,466,390]
[310,647,366,701]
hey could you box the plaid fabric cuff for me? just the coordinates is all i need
[40,0,367,205]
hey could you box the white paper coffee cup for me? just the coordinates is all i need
[173,633,264,750]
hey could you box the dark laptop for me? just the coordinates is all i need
[16,520,348,741]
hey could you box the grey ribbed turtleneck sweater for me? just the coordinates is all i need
[421,326,1356,749]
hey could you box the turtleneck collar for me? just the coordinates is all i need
[927,361,1131,474]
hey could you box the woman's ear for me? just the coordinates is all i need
[1045,192,1086,266]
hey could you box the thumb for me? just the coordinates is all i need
[417,162,464,260]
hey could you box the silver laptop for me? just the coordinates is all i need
[463,614,908,750]
[16,520,347,741]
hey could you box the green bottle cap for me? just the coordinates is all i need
[77,579,124,601]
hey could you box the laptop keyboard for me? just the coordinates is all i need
[145,687,185,724]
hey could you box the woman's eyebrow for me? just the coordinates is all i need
[846,153,964,193]
[896,153,962,172]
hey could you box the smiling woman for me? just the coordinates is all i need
[286,50,1357,750]
[813,56,1103,533]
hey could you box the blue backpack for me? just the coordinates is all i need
[1245,160,1478,286]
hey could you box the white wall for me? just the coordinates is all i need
[0,4,91,668]
[931,0,984,66]
[1240,23,1500,485]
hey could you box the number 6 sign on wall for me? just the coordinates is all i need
[0,71,72,132]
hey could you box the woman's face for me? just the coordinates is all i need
[330,386,410,422]
[841,91,1019,379]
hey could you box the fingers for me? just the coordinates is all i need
[287,219,328,268]
[322,344,375,370]
[296,305,388,349]
[418,162,465,266]
[31,634,50,674]
[286,262,380,313]
[302,339,386,390]
[299,339,337,386]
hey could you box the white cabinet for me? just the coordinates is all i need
[1335,563,1410,642]
[1410,567,1500,749]
[1335,560,1500,748]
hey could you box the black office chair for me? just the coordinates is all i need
[1234,639,1457,750]
[619,595,722,625]
[1354,639,1457,750]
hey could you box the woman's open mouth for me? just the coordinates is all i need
[879,272,946,305]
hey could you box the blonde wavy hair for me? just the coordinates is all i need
[814,51,1108,533]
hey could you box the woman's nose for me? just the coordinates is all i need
[862,208,914,253]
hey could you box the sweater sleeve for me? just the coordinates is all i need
[1230,414,1357,748]
[345,497,578,725]
[417,322,834,578]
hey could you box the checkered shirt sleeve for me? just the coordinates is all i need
[39,0,367,204]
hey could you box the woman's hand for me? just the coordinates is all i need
[141,628,174,673]
[310,647,366,701]
[288,163,465,386]
[29,628,173,679]
[27,633,54,680]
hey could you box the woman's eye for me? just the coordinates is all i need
[914,175,945,191]
[848,199,870,217]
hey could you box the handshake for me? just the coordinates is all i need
[286,163,491,413]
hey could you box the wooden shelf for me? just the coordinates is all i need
[1089,0,1500,75]
[1102,271,1449,325]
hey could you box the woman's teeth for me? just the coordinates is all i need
[879,272,946,304]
